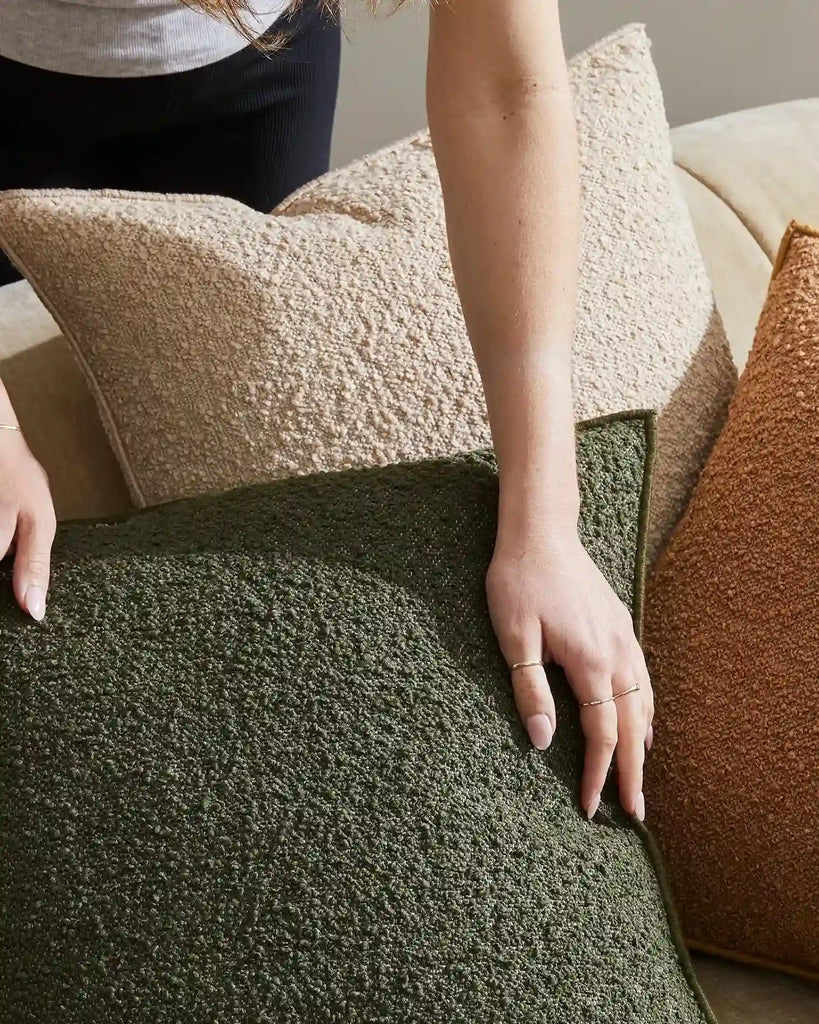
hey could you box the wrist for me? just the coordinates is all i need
[496,486,579,550]
[498,464,579,519]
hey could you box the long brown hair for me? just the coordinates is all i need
[184,1,400,51]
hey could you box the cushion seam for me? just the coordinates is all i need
[672,160,773,264]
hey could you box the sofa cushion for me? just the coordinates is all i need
[0,411,716,1024]
[644,221,819,980]
[691,954,819,1024]
[0,24,735,563]
[671,97,819,369]
[672,98,819,261]
[0,281,130,520]
[671,167,771,370]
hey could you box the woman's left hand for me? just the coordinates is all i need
[486,523,654,822]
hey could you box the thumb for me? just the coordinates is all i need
[13,511,55,622]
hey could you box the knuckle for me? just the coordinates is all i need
[619,713,647,740]
[25,555,51,580]
[593,723,618,750]
[579,650,609,678]
[22,504,56,534]
[514,674,548,705]
[499,622,539,659]
[613,623,635,654]
[598,732,618,752]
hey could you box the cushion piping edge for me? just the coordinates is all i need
[635,820,720,1024]
[622,406,721,1024]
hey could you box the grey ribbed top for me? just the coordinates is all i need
[0,0,289,77]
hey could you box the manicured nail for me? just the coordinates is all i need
[634,792,646,822]
[25,586,46,622]
[526,713,553,750]
[646,724,654,751]
[586,794,600,820]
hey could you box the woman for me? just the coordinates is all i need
[0,0,653,822]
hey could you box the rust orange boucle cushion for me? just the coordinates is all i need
[644,220,819,981]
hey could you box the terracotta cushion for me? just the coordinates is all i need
[644,221,819,980]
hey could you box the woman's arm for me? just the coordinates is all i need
[427,0,653,821]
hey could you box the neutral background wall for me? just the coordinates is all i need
[330,0,819,169]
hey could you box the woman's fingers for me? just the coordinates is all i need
[613,680,646,820]
[12,509,56,621]
[511,659,557,749]
[0,504,17,561]
[578,681,619,820]
[502,620,556,750]
[632,643,655,751]
[492,604,557,750]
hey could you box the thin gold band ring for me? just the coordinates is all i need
[509,659,543,672]
[579,683,641,708]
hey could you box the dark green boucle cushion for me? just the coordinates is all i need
[0,411,714,1024]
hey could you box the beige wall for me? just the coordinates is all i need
[331,0,819,168]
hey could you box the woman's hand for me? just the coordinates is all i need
[428,0,651,821]
[486,523,654,822]
[0,429,55,621]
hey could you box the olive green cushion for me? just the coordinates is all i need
[0,411,714,1024]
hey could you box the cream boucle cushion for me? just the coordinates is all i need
[0,24,734,560]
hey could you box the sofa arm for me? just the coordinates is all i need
[672,98,819,368]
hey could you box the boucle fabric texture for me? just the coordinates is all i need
[644,222,819,981]
[0,411,716,1024]
[0,24,734,562]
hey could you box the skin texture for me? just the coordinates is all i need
[426,0,653,820]
[0,0,653,821]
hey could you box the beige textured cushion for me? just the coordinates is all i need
[0,281,131,520]
[0,24,735,561]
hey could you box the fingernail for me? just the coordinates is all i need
[25,585,46,622]
[526,713,553,750]
[586,794,600,820]
[646,724,654,751]
[634,792,646,822]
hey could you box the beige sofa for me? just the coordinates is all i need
[1,100,818,1023]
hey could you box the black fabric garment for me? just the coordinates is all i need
[0,0,341,286]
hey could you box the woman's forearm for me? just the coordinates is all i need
[426,0,581,536]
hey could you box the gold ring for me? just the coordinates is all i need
[0,424,21,432]
[509,659,543,672]
[579,683,641,708]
